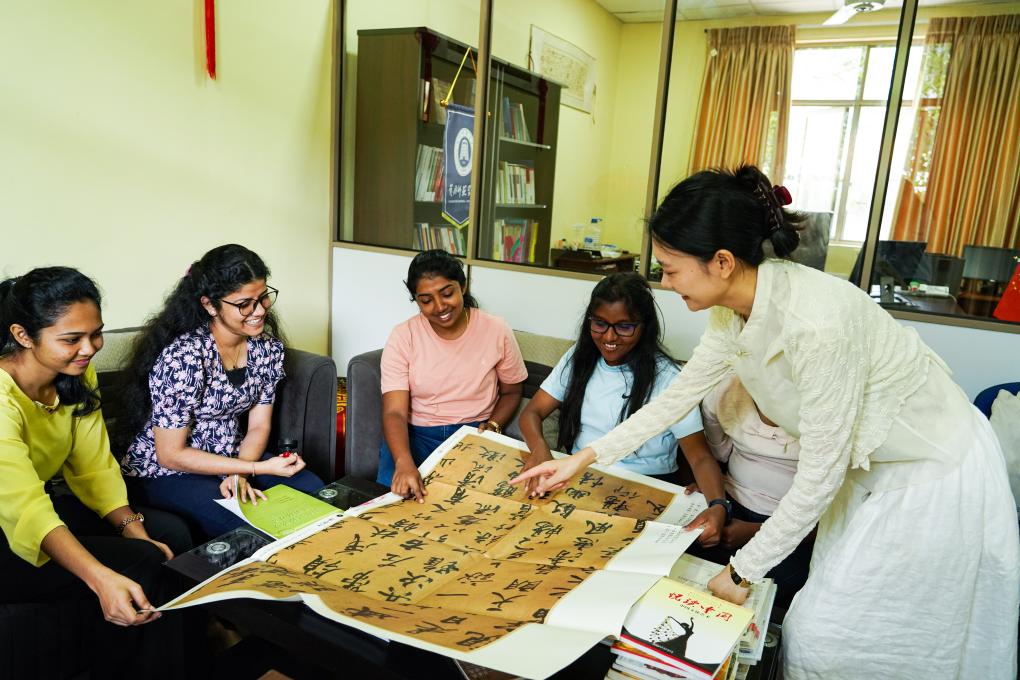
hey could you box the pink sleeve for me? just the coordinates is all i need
[380,325,412,394]
[495,321,528,385]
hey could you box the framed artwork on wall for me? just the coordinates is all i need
[528,25,596,113]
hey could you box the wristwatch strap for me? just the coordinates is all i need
[729,564,751,588]
[707,497,733,525]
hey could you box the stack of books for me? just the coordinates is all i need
[668,555,777,666]
[414,144,444,202]
[413,223,465,255]
[501,97,531,142]
[606,574,760,680]
[493,217,538,263]
[496,161,535,205]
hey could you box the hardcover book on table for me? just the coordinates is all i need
[616,577,752,680]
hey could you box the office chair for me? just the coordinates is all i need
[787,211,832,272]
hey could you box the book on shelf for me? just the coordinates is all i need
[668,555,776,664]
[419,78,430,122]
[612,577,753,680]
[431,77,452,125]
[414,222,465,256]
[501,97,531,142]
[415,144,444,202]
[496,161,536,205]
[493,217,538,263]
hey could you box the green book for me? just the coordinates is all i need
[236,484,340,539]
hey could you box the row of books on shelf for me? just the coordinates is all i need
[413,222,465,256]
[414,144,444,202]
[605,555,778,680]
[494,218,539,263]
[501,96,531,142]
[496,161,536,205]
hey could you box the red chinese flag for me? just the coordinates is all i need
[993,262,1020,322]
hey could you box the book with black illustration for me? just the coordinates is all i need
[615,577,752,680]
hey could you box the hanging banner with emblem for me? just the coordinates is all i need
[442,103,474,227]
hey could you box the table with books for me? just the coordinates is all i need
[164,429,783,680]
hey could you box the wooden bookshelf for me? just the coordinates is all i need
[352,27,560,263]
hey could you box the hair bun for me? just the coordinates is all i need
[768,222,800,258]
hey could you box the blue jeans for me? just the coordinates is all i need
[376,422,482,486]
[129,452,324,541]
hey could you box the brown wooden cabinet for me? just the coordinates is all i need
[352,27,560,263]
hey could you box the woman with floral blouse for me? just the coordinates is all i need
[118,244,323,539]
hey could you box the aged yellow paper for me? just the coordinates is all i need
[163,428,707,678]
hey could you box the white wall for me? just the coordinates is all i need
[900,319,1020,399]
[333,248,1019,399]
[332,248,416,371]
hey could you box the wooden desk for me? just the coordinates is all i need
[551,249,635,274]
[957,291,1002,317]
[868,287,964,315]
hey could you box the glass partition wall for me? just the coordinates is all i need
[651,0,909,283]
[335,0,1020,331]
[864,1,1020,325]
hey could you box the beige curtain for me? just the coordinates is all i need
[689,25,795,181]
[891,14,1020,256]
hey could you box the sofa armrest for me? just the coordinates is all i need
[272,349,338,482]
[345,350,384,481]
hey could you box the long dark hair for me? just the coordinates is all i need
[556,273,677,453]
[115,244,285,452]
[404,250,478,308]
[651,165,805,264]
[0,267,103,417]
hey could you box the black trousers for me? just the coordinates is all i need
[0,492,193,679]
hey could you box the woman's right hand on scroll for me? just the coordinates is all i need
[392,459,427,503]
[257,453,306,478]
[510,447,595,496]
[520,449,553,498]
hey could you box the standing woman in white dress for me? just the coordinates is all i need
[513,165,1020,679]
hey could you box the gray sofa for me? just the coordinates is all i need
[345,330,574,482]
[0,328,338,679]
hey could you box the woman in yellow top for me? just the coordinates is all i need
[0,267,191,679]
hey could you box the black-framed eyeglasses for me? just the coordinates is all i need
[220,287,278,317]
[588,316,641,337]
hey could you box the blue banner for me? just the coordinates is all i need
[442,103,474,227]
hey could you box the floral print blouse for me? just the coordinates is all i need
[121,325,285,478]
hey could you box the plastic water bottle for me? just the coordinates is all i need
[583,218,603,251]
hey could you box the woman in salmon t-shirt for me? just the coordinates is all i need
[378,250,528,501]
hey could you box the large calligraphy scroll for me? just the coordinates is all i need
[162,428,708,678]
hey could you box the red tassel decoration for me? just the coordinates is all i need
[205,0,216,79]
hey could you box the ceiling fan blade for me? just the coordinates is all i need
[823,5,859,25]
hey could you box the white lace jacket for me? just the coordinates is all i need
[589,259,954,580]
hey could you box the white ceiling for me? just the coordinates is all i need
[593,0,1008,22]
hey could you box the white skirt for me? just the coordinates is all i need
[783,406,1020,679]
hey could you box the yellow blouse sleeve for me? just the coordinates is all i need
[0,402,65,566]
[63,406,130,522]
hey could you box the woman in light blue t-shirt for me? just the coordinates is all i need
[518,273,729,546]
